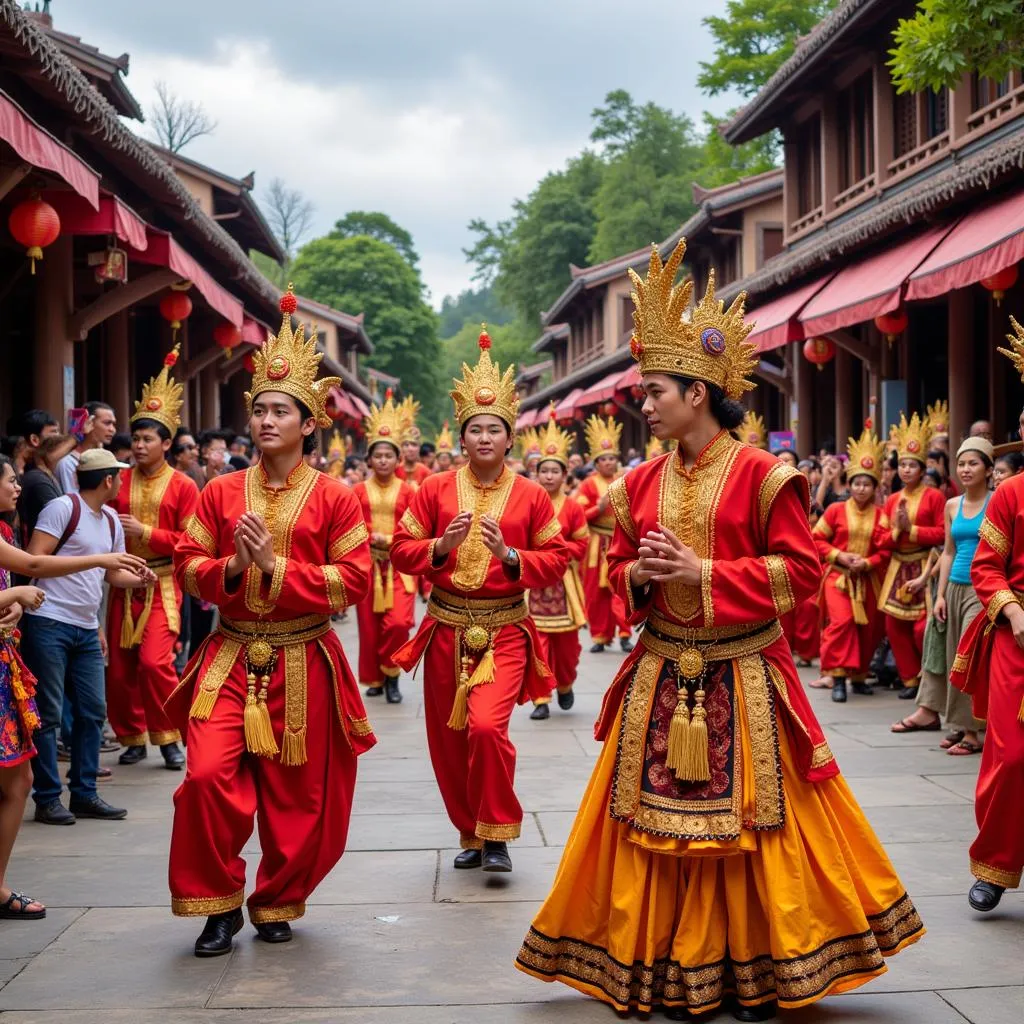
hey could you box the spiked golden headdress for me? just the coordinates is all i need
[435,420,454,455]
[246,286,340,428]
[585,414,622,462]
[535,404,573,468]
[999,316,1024,382]
[628,240,757,401]
[450,325,520,428]
[737,410,767,449]
[926,399,949,440]
[846,428,886,483]
[645,435,665,460]
[889,412,933,465]
[327,429,345,461]
[365,388,405,453]
[398,396,422,445]
[132,344,184,434]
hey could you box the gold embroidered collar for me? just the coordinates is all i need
[465,465,508,492]
[255,458,315,493]
[673,430,735,481]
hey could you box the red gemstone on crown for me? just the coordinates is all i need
[861,456,874,469]
[267,356,289,380]
[379,425,391,436]
[279,292,298,315]
[601,439,612,449]
[475,387,496,405]
[906,440,920,453]
[546,444,557,454]
[146,398,162,411]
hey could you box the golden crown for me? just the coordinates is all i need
[327,429,345,460]
[435,419,454,454]
[398,396,422,445]
[585,414,623,462]
[998,316,1024,382]
[737,410,767,449]
[889,412,933,464]
[846,428,886,483]
[645,435,665,460]
[535,405,574,467]
[926,399,949,438]
[365,388,406,451]
[246,285,340,428]
[450,325,520,428]
[628,240,758,401]
[132,344,184,434]
[518,425,541,460]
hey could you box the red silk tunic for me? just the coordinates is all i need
[396,462,431,489]
[813,499,889,619]
[529,493,589,633]
[877,485,946,619]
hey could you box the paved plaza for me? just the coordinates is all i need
[0,614,1021,1024]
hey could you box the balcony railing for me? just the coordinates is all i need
[888,130,949,178]
[791,204,824,237]
[833,173,875,212]
[966,81,1024,133]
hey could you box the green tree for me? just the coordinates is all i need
[440,319,538,398]
[694,111,779,188]
[289,235,444,425]
[329,211,420,268]
[698,1,839,98]
[438,285,512,339]
[889,1,1024,93]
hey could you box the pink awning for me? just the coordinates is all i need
[906,190,1024,300]
[349,393,370,418]
[42,191,148,251]
[613,364,641,392]
[0,90,99,208]
[746,275,833,352]
[554,388,584,420]
[799,224,952,336]
[328,386,360,422]
[133,230,243,326]
[515,412,534,433]
[241,317,267,345]
[577,370,625,407]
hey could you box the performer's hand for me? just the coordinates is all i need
[479,515,508,561]
[639,524,701,586]
[237,513,277,575]
[118,514,145,539]
[435,511,473,557]
[933,595,948,624]
[630,559,657,587]
[895,498,911,532]
[370,532,389,547]
[101,552,150,577]
[905,573,928,596]
[226,523,253,579]
[1005,602,1024,650]
[836,551,857,570]
[596,493,610,514]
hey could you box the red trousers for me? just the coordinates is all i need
[535,630,582,699]
[582,541,630,645]
[970,629,1024,889]
[819,581,883,680]
[168,646,357,921]
[106,588,181,746]
[355,578,415,685]
[781,596,820,663]
[886,614,927,686]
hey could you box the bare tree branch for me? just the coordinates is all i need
[149,80,217,154]
[263,178,315,259]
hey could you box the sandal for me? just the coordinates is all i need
[939,730,965,750]
[0,890,46,919]
[890,717,941,733]
[948,739,983,756]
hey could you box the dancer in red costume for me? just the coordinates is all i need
[391,328,568,873]
[396,396,431,489]
[168,289,375,957]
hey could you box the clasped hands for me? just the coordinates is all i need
[434,511,509,561]
[229,512,277,577]
[631,524,701,587]
[836,551,868,575]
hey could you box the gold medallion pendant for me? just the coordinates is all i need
[246,639,274,670]
[463,624,491,652]
[677,646,704,680]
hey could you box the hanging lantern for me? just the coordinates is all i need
[242,351,257,375]
[803,336,835,372]
[630,383,644,400]
[874,309,909,348]
[7,194,61,274]
[601,400,618,417]
[573,408,585,423]
[159,285,193,342]
[981,265,1018,304]
[212,322,242,357]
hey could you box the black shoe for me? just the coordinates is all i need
[254,920,292,943]
[68,796,127,820]
[33,800,75,826]
[620,637,634,653]
[194,909,244,957]
[831,680,847,703]
[589,643,607,654]
[482,840,512,873]
[384,677,403,704]
[968,880,1005,912]
[733,1001,777,1022]
[851,681,874,696]
[161,743,185,770]
[898,685,920,700]
[530,703,550,720]
[454,848,482,869]
[664,1008,693,1021]
[118,745,147,765]
[364,685,384,697]
[557,689,575,711]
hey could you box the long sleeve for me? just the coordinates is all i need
[576,479,606,524]
[391,479,440,575]
[563,501,590,563]
[812,506,842,565]
[607,479,652,624]
[145,475,200,556]
[910,494,946,547]
[971,483,1021,623]
[173,483,236,607]
[519,490,569,589]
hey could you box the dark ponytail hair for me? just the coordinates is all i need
[667,375,746,430]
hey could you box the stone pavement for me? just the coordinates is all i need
[1,614,1021,1024]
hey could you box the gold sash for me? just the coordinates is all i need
[119,559,179,649]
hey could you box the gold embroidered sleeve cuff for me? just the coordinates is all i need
[330,522,369,561]
[987,589,1020,624]
[701,558,715,626]
[323,564,346,611]
[812,519,833,540]
[140,525,153,547]
[607,479,636,542]
[624,561,648,616]
[185,515,217,556]
[826,548,840,565]
[399,509,427,540]
[428,539,446,568]
[184,556,203,598]
[909,525,919,545]
[765,554,795,616]
[533,518,561,547]
[980,518,1011,560]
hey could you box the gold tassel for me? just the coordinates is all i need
[447,654,472,730]
[189,686,218,720]
[665,686,691,774]
[684,686,711,783]
[119,596,135,649]
[598,549,609,589]
[372,562,387,613]
[467,647,495,688]
[1018,694,1024,724]
[281,726,307,766]
[243,671,279,757]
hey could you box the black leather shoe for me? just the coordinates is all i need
[254,920,292,943]
[194,909,244,957]
[482,840,512,873]
[33,800,75,825]
[663,1007,692,1021]
[898,685,920,700]
[364,685,384,697]
[118,744,147,765]
[530,703,550,720]
[384,677,403,704]
[733,1000,777,1021]
[589,643,606,654]
[620,637,634,653]
[831,680,847,703]
[161,743,185,770]
[557,689,575,711]
[68,796,127,820]
[454,848,482,869]
[968,880,1005,912]
[851,681,874,696]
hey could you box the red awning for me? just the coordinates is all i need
[42,191,148,251]
[349,393,370,418]
[799,224,952,336]
[746,275,833,352]
[133,230,243,326]
[906,190,1024,300]
[515,412,534,433]
[613,364,641,392]
[0,90,99,208]
[328,386,360,422]
[554,387,584,420]
[241,317,266,344]
[577,370,625,407]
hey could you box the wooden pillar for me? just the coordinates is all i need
[948,289,974,445]
[200,364,221,431]
[104,310,131,428]
[989,297,1006,440]
[33,235,74,417]
[793,342,814,457]
[834,346,853,447]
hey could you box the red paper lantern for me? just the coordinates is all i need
[573,408,585,422]
[803,337,835,372]
[213,322,242,355]
[874,309,909,347]
[630,384,644,400]
[601,400,618,417]
[8,195,61,274]
[159,290,193,340]
[981,264,1018,303]
[242,351,257,374]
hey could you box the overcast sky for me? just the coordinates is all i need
[56,1,737,307]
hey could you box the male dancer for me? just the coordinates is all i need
[396,396,431,489]
[169,289,375,956]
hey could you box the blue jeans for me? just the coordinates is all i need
[21,616,106,805]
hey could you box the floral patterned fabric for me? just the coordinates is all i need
[0,521,38,767]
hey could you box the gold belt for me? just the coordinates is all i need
[426,588,529,629]
[590,522,614,537]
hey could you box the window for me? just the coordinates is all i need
[893,89,917,158]
[925,87,948,140]
[795,114,822,216]
[837,73,875,191]
[758,226,784,268]
[973,73,1011,111]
